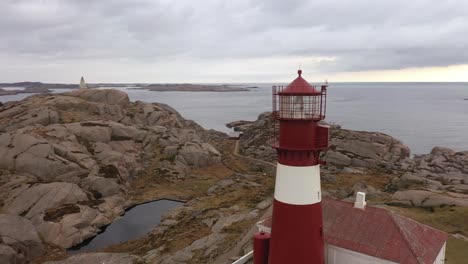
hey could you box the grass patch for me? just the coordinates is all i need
[446,237,468,264]
[130,164,234,203]
[322,172,393,191]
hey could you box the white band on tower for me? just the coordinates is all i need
[274,163,321,205]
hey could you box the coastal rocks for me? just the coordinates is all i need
[0,214,43,264]
[388,190,468,207]
[232,112,410,171]
[178,142,221,168]
[43,253,140,264]
[82,176,122,197]
[0,107,60,132]
[0,131,87,182]
[328,127,410,170]
[0,89,222,259]
[324,151,351,166]
[65,122,112,143]
[0,181,120,248]
[387,173,442,192]
[236,112,276,162]
[0,245,15,264]
[0,89,134,132]
[389,146,468,194]
[66,89,130,107]
[3,182,87,219]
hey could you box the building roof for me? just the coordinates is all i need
[282,70,318,95]
[229,132,242,139]
[258,198,448,264]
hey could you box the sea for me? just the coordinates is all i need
[1,82,468,155]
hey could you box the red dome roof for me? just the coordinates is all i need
[282,70,318,94]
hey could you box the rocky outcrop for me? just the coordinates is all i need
[401,147,468,187]
[386,146,468,201]
[328,128,410,170]
[0,214,43,264]
[66,89,129,106]
[236,112,276,162]
[44,253,140,264]
[0,89,221,261]
[233,112,410,171]
[389,190,468,207]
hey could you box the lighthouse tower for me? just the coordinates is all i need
[268,70,329,264]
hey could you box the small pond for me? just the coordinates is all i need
[68,199,183,253]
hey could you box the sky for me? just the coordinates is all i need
[1,0,468,83]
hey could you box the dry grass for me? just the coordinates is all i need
[130,163,234,204]
[31,244,68,264]
[446,237,468,264]
[322,172,393,191]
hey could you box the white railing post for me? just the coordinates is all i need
[231,250,254,264]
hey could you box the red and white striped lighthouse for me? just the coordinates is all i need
[268,70,329,264]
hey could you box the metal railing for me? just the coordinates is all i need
[231,250,253,264]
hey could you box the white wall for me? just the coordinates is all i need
[326,245,398,264]
[433,242,446,264]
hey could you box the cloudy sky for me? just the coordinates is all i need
[1,0,468,83]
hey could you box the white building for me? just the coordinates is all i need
[258,194,447,264]
[79,76,88,89]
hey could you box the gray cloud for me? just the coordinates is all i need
[1,0,468,82]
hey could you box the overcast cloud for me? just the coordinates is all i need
[1,0,468,82]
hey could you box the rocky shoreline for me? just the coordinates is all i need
[0,93,467,263]
[230,113,468,207]
[0,89,224,263]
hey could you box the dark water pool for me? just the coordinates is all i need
[68,199,183,253]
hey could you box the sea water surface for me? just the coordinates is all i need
[1,83,467,154]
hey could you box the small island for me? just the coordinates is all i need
[136,84,250,92]
[0,82,252,96]
[0,87,52,96]
[0,82,78,96]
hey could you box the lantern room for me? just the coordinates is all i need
[273,70,327,121]
[271,70,329,155]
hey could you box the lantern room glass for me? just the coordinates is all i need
[278,94,322,120]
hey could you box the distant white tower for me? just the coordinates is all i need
[79,76,88,89]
